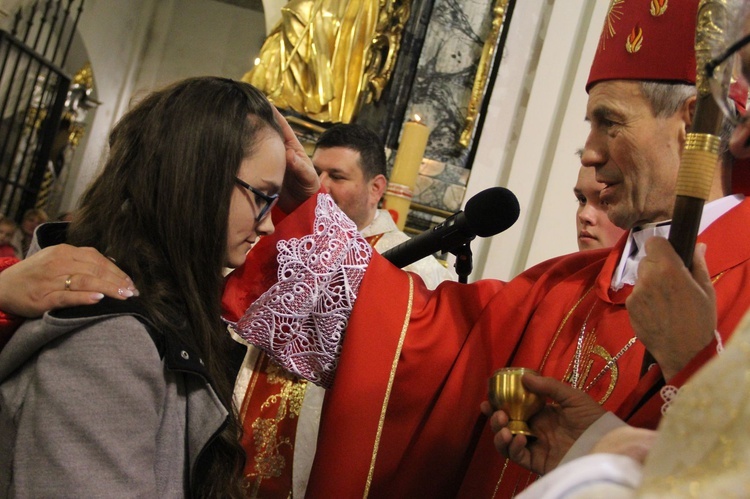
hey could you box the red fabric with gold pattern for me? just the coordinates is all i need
[300,200,750,498]
[238,352,306,498]
[617,196,750,429]
[586,0,699,91]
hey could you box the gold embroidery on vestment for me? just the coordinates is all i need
[590,345,619,403]
[492,458,511,497]
[544,285,634,404]
[245,358,308,496]
[539,286,595,372]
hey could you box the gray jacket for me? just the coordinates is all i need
[0,226,229,498]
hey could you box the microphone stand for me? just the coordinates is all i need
[451,242,473,284]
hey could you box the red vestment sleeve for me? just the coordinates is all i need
[224,195,750,497]
[306,253,507,497]
[223,191,372,388]
[222,190,325,323]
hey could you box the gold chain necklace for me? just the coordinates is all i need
[571,301,597,389]
[570,298,638,392]
[583,336,637,391]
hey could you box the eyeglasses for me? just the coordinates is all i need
[234,177,279,222]
[706,33,750,126]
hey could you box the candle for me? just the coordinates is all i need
[384,116,430,230]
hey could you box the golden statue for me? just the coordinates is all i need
[244,0,410,123]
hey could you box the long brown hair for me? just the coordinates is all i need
[68,77,282,497]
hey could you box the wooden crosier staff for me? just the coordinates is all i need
[668,0,732,267]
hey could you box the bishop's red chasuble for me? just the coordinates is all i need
[223,194,750,498]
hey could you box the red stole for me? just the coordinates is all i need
[466,241,645,497]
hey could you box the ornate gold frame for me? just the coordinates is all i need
[459,0,512,148]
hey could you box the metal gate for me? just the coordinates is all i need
[0,0,84,222]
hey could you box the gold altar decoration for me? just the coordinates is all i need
[244,0,412,124]
[65,62,95,147]
[459,0,511,148]
[35,62,100,211]
[383,116,430,230]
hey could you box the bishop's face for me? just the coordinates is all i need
[581,80,690,230]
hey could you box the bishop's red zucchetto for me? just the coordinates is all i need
[586,0,750,195]
[586,0,699,91]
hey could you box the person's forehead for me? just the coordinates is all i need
[244,130,286,178]
[586,80,648,117]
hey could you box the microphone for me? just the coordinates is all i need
[382,187,520,268]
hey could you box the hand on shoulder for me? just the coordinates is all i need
[0,244,137,318]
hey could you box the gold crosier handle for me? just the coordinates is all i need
[668,0,732,267]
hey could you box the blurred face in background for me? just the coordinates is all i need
[21,216,39,236]
[313,146,384,230]
[575,166,626,250]
[0,222,15,245]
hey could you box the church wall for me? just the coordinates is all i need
[466,0,611,281]
[60,0,160,210]
[62,0,267,210]
[130,0,266,93]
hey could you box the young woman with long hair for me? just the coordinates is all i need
[0,76,318,497]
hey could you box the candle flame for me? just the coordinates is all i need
[413,114,422,123]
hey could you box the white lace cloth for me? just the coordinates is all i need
[233,194,372,389]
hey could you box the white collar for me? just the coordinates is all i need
[360,209,398,238]
[611,194,744,290]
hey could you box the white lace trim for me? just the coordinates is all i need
[233,194,372,389]
[660,384,679,415]
[714,329,724,354]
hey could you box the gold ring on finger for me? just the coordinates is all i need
[65,275,72,291]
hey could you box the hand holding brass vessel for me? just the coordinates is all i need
[488,367,545,437]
